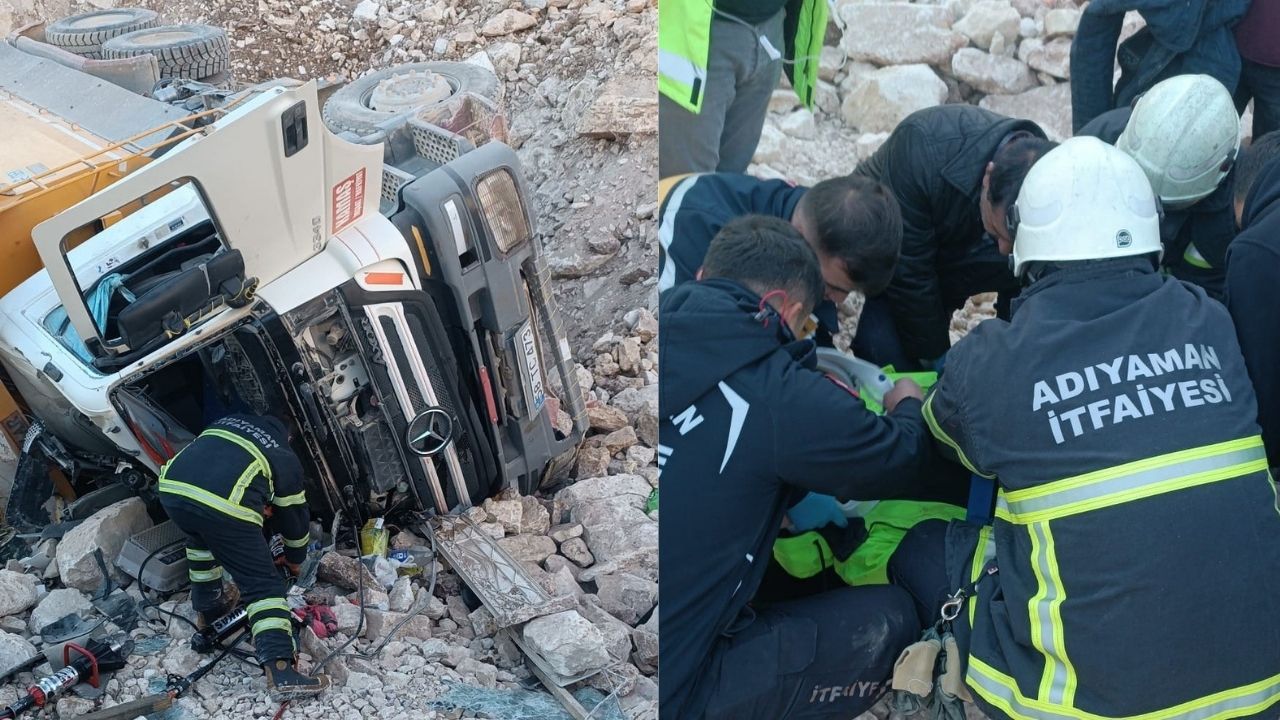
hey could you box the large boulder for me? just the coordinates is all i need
[0,631,37,673]
[609,385,658,447]
[56,498,152,592]
[951,48,1036,95]
[595,572,658,626]
[0,571,37,618]
[1043,7,1080,38]
[954,0,1021,51]
[28,588,92,634]
[979,82,1073,141]
[577,76,657,137]
[556,474,650,510]
[839,4,966,67]
[841,65,947,134]
[522,610,611,677]
[1017,36,1071,79]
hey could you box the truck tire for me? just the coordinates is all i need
[322,62,500,135]
[101,24,230,80]
[45,8,159,59]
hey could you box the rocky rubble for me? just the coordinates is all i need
[0,310,658,720]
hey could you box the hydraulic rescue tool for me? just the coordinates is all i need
[1,637,131,719]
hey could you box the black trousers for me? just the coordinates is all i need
[700,585,920,720]
[1235,58,1280,140]
[160,495,295,662]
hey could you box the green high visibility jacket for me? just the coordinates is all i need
[658,0,827,113]
[927,258,1280,720]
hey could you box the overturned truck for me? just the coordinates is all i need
[0,35,585,549]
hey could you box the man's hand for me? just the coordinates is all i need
[286,562,302,578]
[883,378,924,413]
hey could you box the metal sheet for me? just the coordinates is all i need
[427,515,575,627]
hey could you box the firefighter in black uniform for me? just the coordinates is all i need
[889,137,1280,719]
[158,414,330,701]
[660,215,943,720]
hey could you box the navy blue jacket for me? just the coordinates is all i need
[657,172,843,332]
[658,173,807,292]
[1227,156,1280,468]
[1078,106,1239,299]
[658,279,934,719]
[1070,0,1250,132]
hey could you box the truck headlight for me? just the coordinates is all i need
[475,169,531,254]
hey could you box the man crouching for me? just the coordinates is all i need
[659,215,938,719]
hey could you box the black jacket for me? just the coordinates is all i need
[1227,157,1280,468]
[1079,106,1239,298]
[658,173,807,292]
[658,279,935,719]
[1070,0,1250,132]
[853,105,1043,362]
[657,173,841,332]
[161,414,311,563]
[928,259,1280,719]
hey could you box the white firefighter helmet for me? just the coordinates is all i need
[1010,136,1162,277]
[1116,74,1241,207]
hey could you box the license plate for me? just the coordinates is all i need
[518,322,546,414]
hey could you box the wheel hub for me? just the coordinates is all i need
[368,71,452,113]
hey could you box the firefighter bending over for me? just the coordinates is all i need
[158,414,330,701]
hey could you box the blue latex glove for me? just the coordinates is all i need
[787,493,849,532]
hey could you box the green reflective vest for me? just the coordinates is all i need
[658,0,828,113]
[773,369,966,586]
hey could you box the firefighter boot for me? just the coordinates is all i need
[265,659,331,701]
[195,583,240,630]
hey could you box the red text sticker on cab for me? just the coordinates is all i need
[332,168,367,233]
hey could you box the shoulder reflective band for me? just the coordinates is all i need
[923,393,995,479]
[967,655,1280,720]
[202,428,274,502]
[1028,521,1075,706]
[995,436,1267,524]
[158,479,264,526]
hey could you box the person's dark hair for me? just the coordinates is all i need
[1233,130,1280,206]
[794,175,902,296]
[702,215,824,315]
[988,135,1059,208]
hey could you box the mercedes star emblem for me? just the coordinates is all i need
[406,407,454,457]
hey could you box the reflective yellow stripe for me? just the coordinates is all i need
[247,598,291,618]
[228,461,263,506]
[968,525,993,628]
[283,533,310,549]
[1001,437,1268,524]
[202,428,273,501]
[158,479,263,525]
[186,548,214,562]
[251,617,294,637]
[1029,522,1075,705]
[271,491,307,507]
[189,567,223,582]
[1183,242,1212,269]
[968,655,1280,720]
[923,393,995,479]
